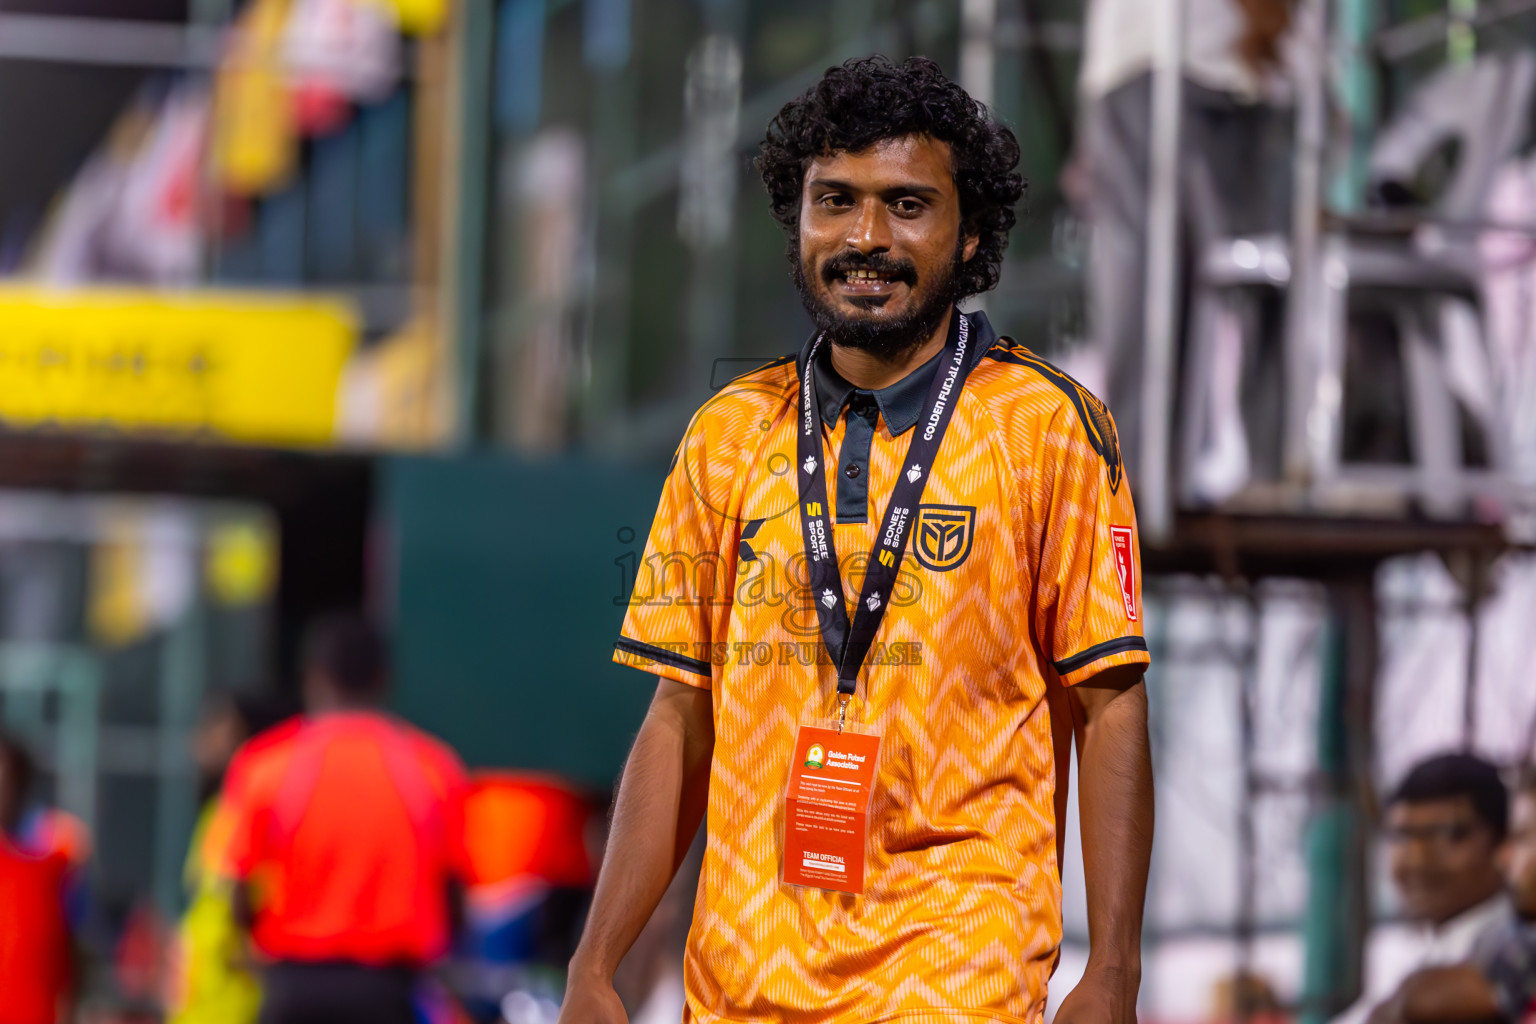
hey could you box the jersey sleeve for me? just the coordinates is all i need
[211,717,302,880]
[1029,400,1150,686]
[217,751,275,880]
[612,415,736,690]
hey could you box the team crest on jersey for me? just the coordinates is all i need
[986,340,1125,494]
[913,505,976,572]
[1080,388,1124,494]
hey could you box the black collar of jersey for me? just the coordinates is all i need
[796,307,999,435]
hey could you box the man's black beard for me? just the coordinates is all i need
[792,235,965,360]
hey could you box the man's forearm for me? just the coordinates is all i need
[569,678,714,982]
[1074,673,1153,980]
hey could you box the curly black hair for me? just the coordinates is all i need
[757,55,1025,299]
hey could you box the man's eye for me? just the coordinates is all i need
[893,199,922,214]
[821,194,852,208]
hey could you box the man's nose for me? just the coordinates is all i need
[1395,837,1433,868]
[845,199,892,255]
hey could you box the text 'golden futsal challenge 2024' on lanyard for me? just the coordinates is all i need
[795,310,975,730]
[782,313,973,896]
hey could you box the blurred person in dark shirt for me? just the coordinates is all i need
[453,773,601,1022]
[1368,768,1536,1023]
[218,613,471,1024]
[0,731,90,1024]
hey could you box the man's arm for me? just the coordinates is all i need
[560,677,715,1024]
[1055,663,1153,1024]
[1367,967,1504,1024]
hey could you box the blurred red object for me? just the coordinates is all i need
[0,841,72,1024]
[463,773,597,889]
[114,902,169,1004]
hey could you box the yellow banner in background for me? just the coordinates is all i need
[0,287,357,447]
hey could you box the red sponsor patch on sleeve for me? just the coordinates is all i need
[1110,525,1138,622]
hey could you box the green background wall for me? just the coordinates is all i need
[382,454,667,788]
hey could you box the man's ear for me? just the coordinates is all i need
[962,232,980,262]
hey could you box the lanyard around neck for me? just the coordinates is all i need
[795,310,977,720]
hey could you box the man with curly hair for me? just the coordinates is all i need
[562,56,1153,1024]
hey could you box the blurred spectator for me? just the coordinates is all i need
[1474,771,1536,1021]
[1366,768,1536,1024]
[218,613,471,1024]
[453,773,599,1022]
[1071,0,1299,479]
[1386,755,1509,944]
[166,691,298,1024]
[0,730,91,1024]
[1338,754,1511,1024]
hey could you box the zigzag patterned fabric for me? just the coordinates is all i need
[615,328,1149,1024]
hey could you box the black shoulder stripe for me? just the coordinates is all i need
[712,354,797,391]
[985,340,1125,493]
[615,636,713,678]
[984,336,1034,365]
[1053,636,1149,676]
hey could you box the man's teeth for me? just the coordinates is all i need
[845,269,890,281]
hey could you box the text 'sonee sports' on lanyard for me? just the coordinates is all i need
[796,310,977,731]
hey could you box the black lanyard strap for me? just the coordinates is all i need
[796,310,978,703]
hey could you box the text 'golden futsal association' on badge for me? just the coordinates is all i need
[912,504,976,572]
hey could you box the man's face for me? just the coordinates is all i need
[1386,797,1505,925]
[1500,792,1536,917]
[793,134,979,357]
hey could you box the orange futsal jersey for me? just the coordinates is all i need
[615,309,1149,1024]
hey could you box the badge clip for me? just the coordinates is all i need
[837,693,849,734]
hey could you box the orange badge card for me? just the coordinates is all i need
[783,725,881,895]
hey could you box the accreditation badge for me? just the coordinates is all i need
[782,723,880,895]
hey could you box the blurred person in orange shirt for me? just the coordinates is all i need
[219,613,471,1024]
[0,731,90,1024]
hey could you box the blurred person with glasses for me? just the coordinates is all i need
[1367,767,1536,1024]
[1335,754,1509,1024]
[1386,755,1510,941]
